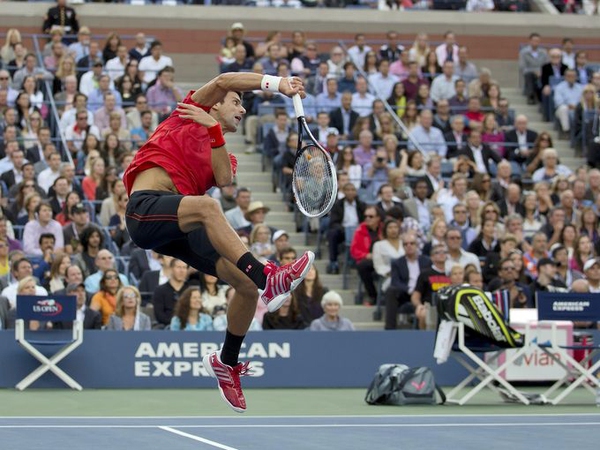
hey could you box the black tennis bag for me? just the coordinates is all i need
[365,364,445,406]
[436,285,524,348]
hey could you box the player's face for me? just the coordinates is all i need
[214,92,245,133]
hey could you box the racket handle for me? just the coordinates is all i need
[292,94,305,119]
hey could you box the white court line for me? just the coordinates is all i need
[3,413,600,419]
[159,426,239,450]
[1,422,600,429]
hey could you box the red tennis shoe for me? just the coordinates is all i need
[203,351,251,413]
[260,251,315,312]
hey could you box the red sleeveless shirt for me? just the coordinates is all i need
[123,91,216,196]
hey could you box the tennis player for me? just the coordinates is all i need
[123,72,314,412]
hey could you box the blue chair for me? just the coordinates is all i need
[15,294,83,391]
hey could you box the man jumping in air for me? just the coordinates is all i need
[123,72,314,412]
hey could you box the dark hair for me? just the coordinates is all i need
[100,268,121,293]
[174,286,206,329]
[80,225,104,252]
[12,257,31,274]
[382,218,400,239]
[38,232,55,245]
[35,200,53,215]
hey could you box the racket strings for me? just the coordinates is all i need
[293,146,336,217]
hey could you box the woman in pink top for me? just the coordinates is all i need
[481,113,505,157]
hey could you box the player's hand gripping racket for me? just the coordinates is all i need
[291,94,338,218]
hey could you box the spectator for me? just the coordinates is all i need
[23,201,63,256]
[454,47,478,83]
[0,147,25,190]
[553,244,584,286]
[411,244,452,329]
[0,70,18,107]
[457,129,501,176]
[435,31,459,65]
[487,257,533,308]
[7,43,27,78]
[416,83,434,111]
[170,286,213,331]
[562,38,576,69]
[540,48,568,101]
[290,40,320,79]
[448,203,478,248]
[43,251,70,293]
[65,109,101,156]
[126,95,159,131]
[350,205,383,305]
[90,268,123,326]
[529,257,568,293]
[467,218,500,258]
[505,114,538,166]
[106,286,151,331]
[1,258,48,308]
[444,115,468,159]
[152,258,189,328]
[336,146,363,189]
[42,0,79,38]
[257,43,283,76]
[430,61,458,104]
[12,53,53,92]
[519,33,548,104]
[444,226,481,275]
[433,99,452,134]
[495,97,515,132]
[554,69,583,135]
[237,201,272,236]
[262,296,306,330]
[372,218,405,292]
[84,249,128,293]
[352,129,376,166]
[364,148,391,198]
[309,291,355,331]
[75,40,103,75]
[481,113,505,157]
[403,178,434,231]
[523,231,549,279]
[129,33,149,62]
[347,33,372,69]
[147,66,182,117]
[105,45,129,82]
[53,282,102,330]
[59,93,94,134]
[482,233,519,283]
[0,238,9,279]
[316,78,342,114]
[138,40,173,84]
[532,148,573,182]
[72,225,103,277]
[94,92,127,133]
[268,230,290,264]
[326,46,346,79]
[79,60,105,97]
[408,110,447,158]
[448,78,469,113]
[571,235,595,273]
[228,22,255,60]
[82,157,106,201]
[369,60,399,101]
[463,96,485,131]
[43,40,65,72]
[66,27,93,63]
[88,76,123,112]
[402,62,427,102]
[249,224,273,264]
[225,187,252,231]
[337,61,357,94]
[582,258,600,293]
[62,202,89,254]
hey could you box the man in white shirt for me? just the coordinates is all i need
[430,61,458,104]
[78,60,106,97]
[59,93,94,133]
[444,227,481,274]
[2,258,48,308]
[351,76,375,117]
[105,44,129,82]
[139,40,173,84]
[553,69,583,133]
[438,173,468,221]
[65,110,101,155]
[126,95,159,130]
[435,31,459,65]
[0,140,20,174]
[368,59,400,100]
[347,33,372,69]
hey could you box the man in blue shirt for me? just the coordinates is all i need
[554,69,583,134]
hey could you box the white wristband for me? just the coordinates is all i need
[261,75,281,93]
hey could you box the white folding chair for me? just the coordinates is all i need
[445,322,531,405]
[532,292,600,405]
[15,295,83,391]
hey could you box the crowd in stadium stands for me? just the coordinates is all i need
[1,3,600,332]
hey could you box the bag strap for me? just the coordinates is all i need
[395,367,419,391]
[435,384,446,404]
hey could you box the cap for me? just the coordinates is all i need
[327,128,339,136]
[72,203,87,214]
[66,282,85,293]
[231,22,245,30]
[272,230,289,243]
[537,257,557,270]
[244,201,270,220]
[583,258,600,272]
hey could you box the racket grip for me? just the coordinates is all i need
[292,94,305,119]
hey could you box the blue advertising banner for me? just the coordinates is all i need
[0,330,479,389]
[16,295,77,322]
[538,292,600,322]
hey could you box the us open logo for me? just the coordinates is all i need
[32,299,63,316]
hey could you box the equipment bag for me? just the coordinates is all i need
[365,364,445,406]
[436,285,524,348]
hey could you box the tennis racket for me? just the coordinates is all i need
[291,94,337,218]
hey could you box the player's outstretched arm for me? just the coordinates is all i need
[191,73,305,107]
[177,102,235,187]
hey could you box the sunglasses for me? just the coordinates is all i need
[104,275,119,280]
[0,77,8,81]
[123,293,137,299]
[365,215,377,218]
